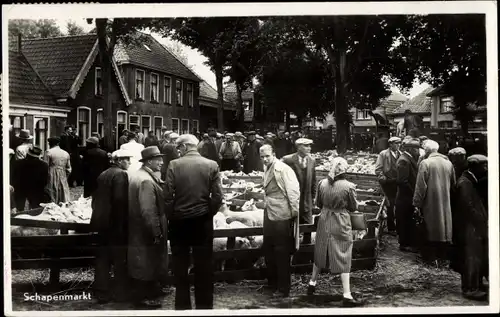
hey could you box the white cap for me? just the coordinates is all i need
[169,132,180,139]
[389,137,402,143]
[112,149,133,159]
[295,138,313,145]
[176,134,199,146]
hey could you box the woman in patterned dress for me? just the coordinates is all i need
[45,137,72,204]
[306,157,363,307]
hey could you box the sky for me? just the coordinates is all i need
[56,18,429,99]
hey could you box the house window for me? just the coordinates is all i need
[77,107,91,146]
[438,121,453,128]
[34,117,49,152]
[187,83,194,107]
[150,73,159,102]
[116,111,127,148]
[141,116,151,136]
[356,109,370,120]
[129,115,140,133]
[10,115,25,136]
[135,69,145,100]
[181,119,189,134]
[164,76,171,104]
[176,79,183,106]
[154,116,163,139]
[172,118,180,134]
[96,109,104,137]
[440,97,454,113]
[192,119,199,134]
[95,67,102,96]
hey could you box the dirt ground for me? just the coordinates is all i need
[10,187,489,311]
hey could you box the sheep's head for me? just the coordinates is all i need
[235,237,251,249]
[241,199,256,211]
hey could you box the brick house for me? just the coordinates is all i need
[9,34,130,151]
[113,33,202,137]
[389,87,434,130]
[199,80,236,132]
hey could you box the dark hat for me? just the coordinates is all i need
[139,146,165,162]
[18,129,33,140]
[27,146,43,158]
[86,137,100,145]
[208,130,217,137]
[48,136,61,143]
[403,139,421,148]
[467,154,487,164]
[247,131,256,135]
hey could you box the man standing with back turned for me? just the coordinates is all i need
[164,134,223,310]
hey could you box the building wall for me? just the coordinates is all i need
[120,64,200,133]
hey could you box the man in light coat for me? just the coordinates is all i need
[91,149,132,303]
[128,146,168,308]
[282,138,317,246]
[219,133,243,172]
[260,144,300,298]
[120,132,145,172]
[375,136,402,235]
[413,140,455,266]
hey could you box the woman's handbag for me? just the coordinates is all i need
[350,211,367,231]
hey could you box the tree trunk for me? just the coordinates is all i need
[96,19,114,151]
[332,49,350,154]
[236,83,245,130]
[285,109,291,131]
[215,65,225,132]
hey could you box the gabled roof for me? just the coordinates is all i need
[224,82,254,101]
[9,50,56,106]
[114,32,202,82]
[200,80,218,100]
[20,34,131,105]
[392,87,434,114]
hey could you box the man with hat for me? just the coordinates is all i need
[118,129,130,148]
[160,132,180,181]
[375,136,402,235]
[198,131,219,164]
[91,149,132,303]
[128,146,168,308]
[14,129,34,160]
[455,154,488,301]
[282,138,317,247]
[44,137,72,204]
[60,125,83,188]
[158,130,172,150]
[243,131,264,174]
[120,131,145,172]
[82,137,110,198]
[413,140,455,266]
[12,146,49,211]
[214,132,224,155]
[274,131,290,159]
[219,133,243,172]
[164,134,223,310]
[144,130,159,148]
[395,138,421,252]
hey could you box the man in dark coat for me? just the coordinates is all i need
[12,147,49,211]
[455,154,488,302]
[164,134,223,310]
[82,137,110,198]
[395,138,421,252]
[160,132,180,181]
[91,149,132,303]
[128,146,168,308]
[61,126,83,187]
[118,129,129,148]
[198,131,219,164]
[274,131,289,159]
[243,131,264,174]
[144,130,159,148]
[375,137,402,235]
[9,124,21,151]
[282,138,317,246]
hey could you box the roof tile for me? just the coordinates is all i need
[392,87,434,114]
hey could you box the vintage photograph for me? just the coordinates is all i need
[2,2,498,315]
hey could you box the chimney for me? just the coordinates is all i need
[18,33,22,53]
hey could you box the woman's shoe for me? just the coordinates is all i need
[342,296,364,307]
[307,284,316,296]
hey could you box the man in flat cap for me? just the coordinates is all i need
[198,130,220,165]
[375,136,402,235]
[395,138,421,252]
[128,146,168,308]
[160,132,180,181]
[91,149,132,303]
[219,133,243,172]
[164,134,223,310]
[120,132,145,172]
[282,138,317,247]
[243,131,264,174]
[159,130,172,150]
[413,140,455,266]
[455,154,488,301]
[82,137,110,198]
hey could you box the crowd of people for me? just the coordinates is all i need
[7,121,489,309]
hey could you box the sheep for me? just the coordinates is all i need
[213,212,230,229]
[220,203,264,227]
[10,226,59,237]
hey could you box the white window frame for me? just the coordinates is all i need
[96,108,104,137]
[154,116,164,139]
[150,72,159,102]
[95,67,102,96]
[181,119,190,135]
[116,110,128,148]
[171,118,180,134]
[440,97,454,113]
[77,106,92,146]
[33,116,50,152]
[187,82,194,107]
[192,119,199,133]
[10,115,27,135]
[176,79,183,106]
[164,76,172,104]
[129,114,140,132]
[141,115,152,136]
[135,69,146,100]
[356,109,370,120]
